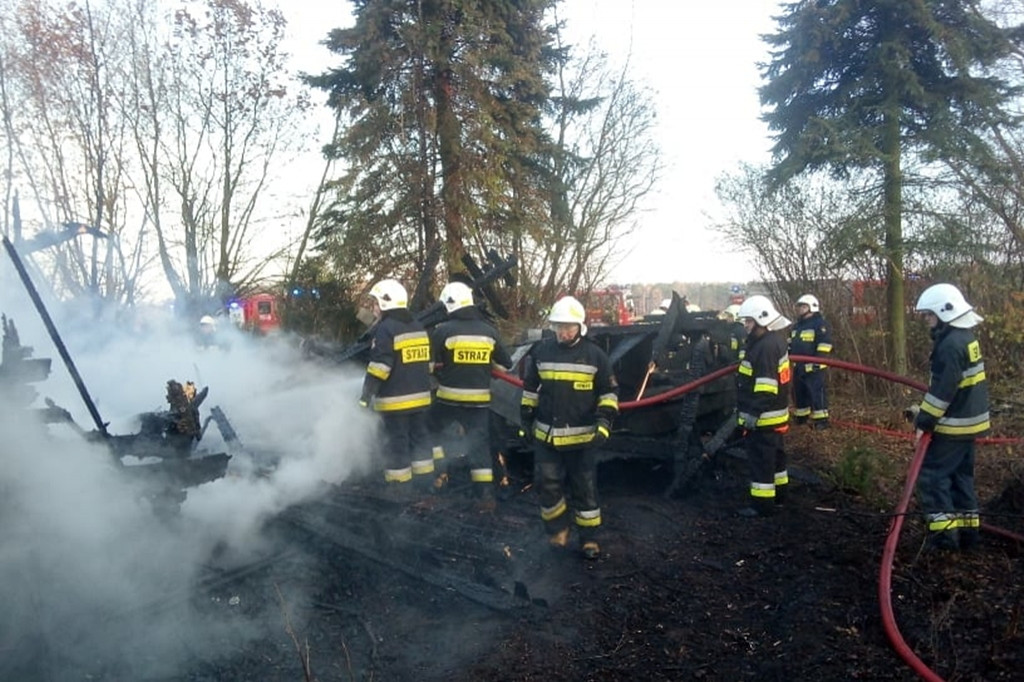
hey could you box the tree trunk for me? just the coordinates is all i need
[882,109,907,375]
[434,61,465,269]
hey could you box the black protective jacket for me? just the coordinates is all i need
[430,307,512,407]
[361,309,432,413]
[736,329,791,431]
[789,312,833,371]
[520,337,619,450]
[914,324,990,439]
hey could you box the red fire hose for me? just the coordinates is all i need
[492,352,1023,681]
[877,432,944,682]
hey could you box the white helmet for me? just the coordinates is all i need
[199,315,216,326]
[548,295,588,337]
[796,294,820,313]
[439,281,474,314]
[719,303,742,321]
[369,278,408,311]
[915,283,983,328]
[737,295,791,331]
[659,298,672,311]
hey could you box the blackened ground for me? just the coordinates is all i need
[172,414,1024,682]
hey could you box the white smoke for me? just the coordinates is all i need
[0,258,378,677]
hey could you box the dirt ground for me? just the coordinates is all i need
[174,400,1024,682]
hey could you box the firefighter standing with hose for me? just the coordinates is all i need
[735,295,792,518]
[429,281,513,510]
[359,279,435,499]
[912,283,990,552]
[520,296,619,559]
[789,294,834,429]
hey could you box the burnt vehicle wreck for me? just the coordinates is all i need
[1,236,235,512]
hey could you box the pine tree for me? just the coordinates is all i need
[307,0,557,306]
[760,0,1020,374]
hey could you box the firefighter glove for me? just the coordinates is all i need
[520,405,535,426]
[517,427,532,448]
[594,418,611,445]
[358,398,370,409]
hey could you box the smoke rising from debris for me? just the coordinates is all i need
[0,274,376,677]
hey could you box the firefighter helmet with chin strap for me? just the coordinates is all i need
[369,279,408,311]
[439,281,474,314]
[738,295,791,331]
[915,283,983,328]
[548,295,588,337]
[796,294,819,313]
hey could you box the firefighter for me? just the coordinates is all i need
[430,281,512,509]
[735,295,792,517]
[789,294,834,429]
[197,314,229,350]
[359,279,434,497]
[648,298,670,316]
[716,304,746,364]
[912,283,990,552]
[520,296,619,559]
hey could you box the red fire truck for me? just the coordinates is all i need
[584,286,635,327]
[229,293,282,335]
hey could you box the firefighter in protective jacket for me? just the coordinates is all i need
[789,294,833,429]
[520,296,618,559]
[430,281,512,506]
[735,295,792,517]
[360,279,434,494]
[912,283,990,551]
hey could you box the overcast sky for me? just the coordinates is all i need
[280,0,786,285]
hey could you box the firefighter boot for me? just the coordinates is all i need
[431,447,449,493]
[737,497,775,518]
[924,529,959,552]
[959,528,980,552]
[548,527,570,549]
[474,483,497,513]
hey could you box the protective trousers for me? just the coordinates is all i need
[380,411,433,487]
[431,403,492,477]
[916,437,979,549]
[534,443,601,543]
[793,368,829,425]
[746,429,787,507]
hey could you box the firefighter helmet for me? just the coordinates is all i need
[439,281,474,314]
[369,279,408,311]
[718,304,741,321]
[199,315,216,326]
[548,295,588,337]
[737,295,790,331]
[796,294,820,313]
[915,283,983,328]
[659,298,672,311]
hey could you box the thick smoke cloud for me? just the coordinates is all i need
[1,261,375,678]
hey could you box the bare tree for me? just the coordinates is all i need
[526,39,661,305]
[155,0,309,314]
